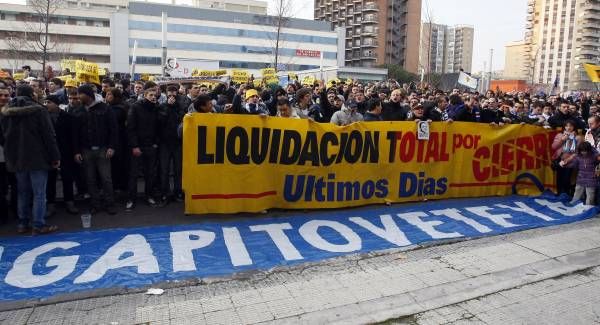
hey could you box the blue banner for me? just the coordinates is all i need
[0,193,596,302]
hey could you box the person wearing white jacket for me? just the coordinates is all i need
[331,98,363,126]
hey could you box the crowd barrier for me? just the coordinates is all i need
[182,115,557,214]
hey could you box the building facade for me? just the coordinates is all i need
[522,0,600,91]
[190,0,267,14]
[419,23,473,74]
[0,0,125,73]
[128,2,338,75]
[0,0,338,76]
[503,40,530,80]
[314,0,421,73]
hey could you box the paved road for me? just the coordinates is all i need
[0,213,598,324]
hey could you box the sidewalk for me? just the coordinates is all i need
[1,217,599,324]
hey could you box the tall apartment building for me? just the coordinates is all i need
[314,0,421,73]
[522,0,600,91]
[419,23,474,74]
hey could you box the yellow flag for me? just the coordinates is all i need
[583,63,600,83]
[75,60,100,84]
[231,69,249,84]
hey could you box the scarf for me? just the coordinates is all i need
[563,132,577,153]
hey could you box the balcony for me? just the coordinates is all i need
[363,15,378,23]
[362,29,377,36]
[362,39,378,47]
[364,3,378,11]
[361,52,377,59]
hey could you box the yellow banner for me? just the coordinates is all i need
[61,59,77,72]
[583,63,600,83]
[231,69,249,84]
[253,78,263,87]
[261,68,276,77]
[302,75,316,86]
[192,69,227,77]
[13,73,24,80]
[75,60,100,84]
[327,77,341,89]
[264,76,280,85]
[183,115,557,214]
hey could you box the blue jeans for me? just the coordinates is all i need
[15,170,48,229]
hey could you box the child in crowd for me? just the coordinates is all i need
[560,141,599,205]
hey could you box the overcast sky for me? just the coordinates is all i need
[3,0,526,72]
[269,0,527,73]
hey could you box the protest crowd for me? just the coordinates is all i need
[0,66,599,235]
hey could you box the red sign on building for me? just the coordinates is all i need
[296,49,321,57]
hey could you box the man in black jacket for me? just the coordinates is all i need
[45,95,79,216]
[382,89,409,121]
[157,85,185,206]
[548,100,586,131]
[0,85,61,235]
[74,84,118,215]
[363,98,383,121]
[126,85,160,210]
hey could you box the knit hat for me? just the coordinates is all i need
[45,95,61,106]
[245,89,258,100]
[335,94,345,102]
[77,84,95,99]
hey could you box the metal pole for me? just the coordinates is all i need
[161,11,168,77]
[130,40,137,78]
[488,48,493,91]
[319,51,324,80]
[482,61,487,93]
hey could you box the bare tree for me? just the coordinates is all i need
[420,0,435,84]
[269,0,293,71]
[5,0,66,78]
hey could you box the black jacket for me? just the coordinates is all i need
[363,112,383,121]
[319,90,337,122]
[548,111,586,131]
[111,102,129,152]
[127,99,159,148]
[382,101,409,121]
[479,109,504,124]
[74,99,118,153]
[49,110,76,160]
[158,100,186,145]
[0,96,61,172]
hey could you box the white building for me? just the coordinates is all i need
[128,1,339,75]
[190,0,267,14]
[0,0,339,76]
[525,0,600,91]
[0,0,126,73]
